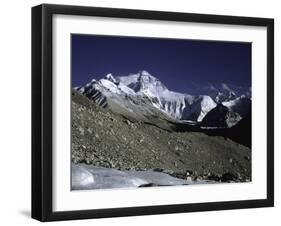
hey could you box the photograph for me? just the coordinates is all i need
[30,3,274,222]
[71,34,252,190]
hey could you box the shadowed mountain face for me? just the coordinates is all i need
[222,95,252,118]
[201,113,252,148]
[229,113,252,148]
[201,104,242,128]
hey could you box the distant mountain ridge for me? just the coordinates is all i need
[75,70,251,128]
[202,82,251,103]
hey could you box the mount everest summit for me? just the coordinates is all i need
[75,70,251,128]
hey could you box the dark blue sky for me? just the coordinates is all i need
[72,34,251,94]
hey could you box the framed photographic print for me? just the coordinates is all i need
[32,4,274,221]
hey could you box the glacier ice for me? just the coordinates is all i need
[72,163,209,190]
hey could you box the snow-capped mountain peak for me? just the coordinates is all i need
[104,73,119,84]
[209,84,236,103]
[117,70,167,97]
[76,71,251,125]
[139,77,167,97]
[139,70,152,77]
[76,71,217,122]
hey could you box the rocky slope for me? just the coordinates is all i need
[72,90,251,183]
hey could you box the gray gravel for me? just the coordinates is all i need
[71,90,251,183]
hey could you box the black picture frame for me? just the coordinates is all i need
[32,4,274,222]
